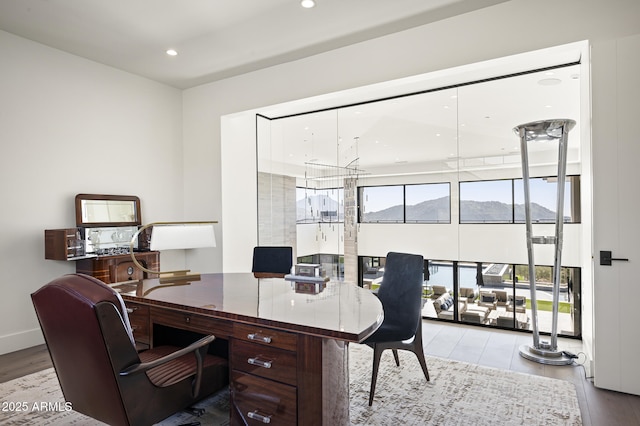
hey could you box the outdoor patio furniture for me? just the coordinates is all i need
[494,290,509,307]
[507,295,527,313]
[459,287,478,302]
[431,285,451,298]
[478,291,497,310]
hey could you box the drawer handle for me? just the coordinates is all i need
[247,357,272,369]
[247,333,272,344]
[247,410,271,424]
[184,316,191,323]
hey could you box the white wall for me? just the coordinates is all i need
[591,34,640,395]
[0,30,184,354]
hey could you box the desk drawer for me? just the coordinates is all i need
[233,323,297,351]
[150,307,232,338]
[126,302,150,345]
[232,340,296,386]
[231,370,296,425]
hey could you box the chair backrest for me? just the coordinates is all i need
[494,290,508,303]
[497,316,514,327]
[31,274,140,425]
[377,252,424,340]
[251,246,293,274]
[508,294,526,305]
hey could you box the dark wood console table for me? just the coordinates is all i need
[112,273,383,425]
[76,251,159,284]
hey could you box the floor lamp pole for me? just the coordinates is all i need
[514,119,575,366]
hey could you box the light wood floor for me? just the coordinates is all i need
[2,321,639,425]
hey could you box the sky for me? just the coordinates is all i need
[361,178,572,213]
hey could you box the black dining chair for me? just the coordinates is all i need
[363,251,430,405]
[251,246,293,277]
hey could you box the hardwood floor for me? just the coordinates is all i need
[2,321,639,425]
[0,344,52,384]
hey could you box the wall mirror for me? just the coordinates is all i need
[75,194,141,227]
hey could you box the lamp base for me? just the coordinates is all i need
[159,271,201,284]
[519,343,573,365]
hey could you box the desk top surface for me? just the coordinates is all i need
[114,273,383,343]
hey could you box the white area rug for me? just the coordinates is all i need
[0,344,581,425]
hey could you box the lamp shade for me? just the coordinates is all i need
[150,223,216,251]
[129,221,217,282]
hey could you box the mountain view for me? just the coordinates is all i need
[364,196,451,222]
[362,196,561,223]
[298,194,564,223]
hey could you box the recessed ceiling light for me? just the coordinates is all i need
[538,78,561,86]
[166,49,178,56]
[301,0,315,8]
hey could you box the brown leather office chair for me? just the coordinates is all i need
[31,274,228,426]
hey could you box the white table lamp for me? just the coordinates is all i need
[129,221,217,283]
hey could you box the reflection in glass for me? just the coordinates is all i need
[81,200,137,223]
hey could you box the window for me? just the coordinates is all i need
[405,183,450,223]
[460,176,581,224]
[360,186,404,223]
[514,176,580,223]
[460,180,513,223]
[359,183,451,223]
[297,187,343,223]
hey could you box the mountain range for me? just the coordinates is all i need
[363,196,561,223]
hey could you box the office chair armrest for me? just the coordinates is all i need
[119,334,215,377]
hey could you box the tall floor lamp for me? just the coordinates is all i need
[514,119,575,365]
[129,221,217,283]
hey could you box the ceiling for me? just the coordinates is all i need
[0,0,583,181]
[260,63,582,181]
[0,0,508,89]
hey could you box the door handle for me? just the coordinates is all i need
[600,250,629,266]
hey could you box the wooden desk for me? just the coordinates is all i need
[112,273,383,426]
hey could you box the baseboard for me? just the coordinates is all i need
[0,328,45,355]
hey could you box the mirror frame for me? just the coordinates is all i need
[75,193,142,227]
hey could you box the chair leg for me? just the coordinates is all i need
[411,320,430,382]
[369,343,384,406]
[392,349,400,366]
